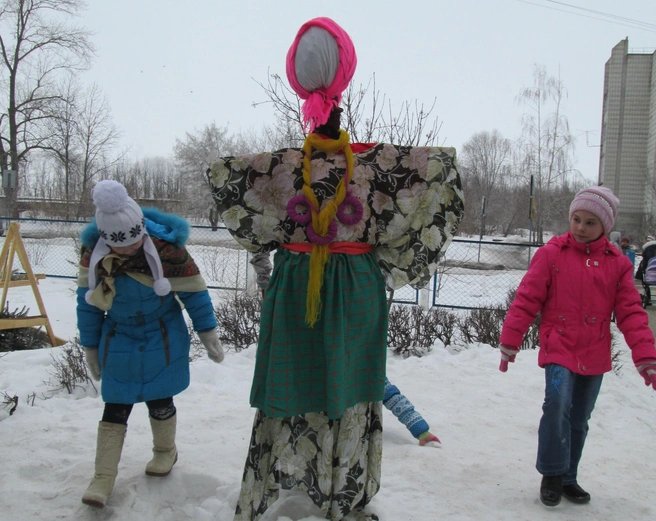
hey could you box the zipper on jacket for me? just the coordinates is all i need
[102,323,117,368]
[159,317,170,366]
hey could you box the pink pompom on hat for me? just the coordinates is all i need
[569,186,619,234]
[286,17,357,132]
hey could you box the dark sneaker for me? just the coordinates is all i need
[562,483,591,504]
[540,475,564,507]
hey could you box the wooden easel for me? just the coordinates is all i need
[0,222,66,347]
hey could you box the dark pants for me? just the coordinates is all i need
[536,364,603,485]
[102,397,176,425]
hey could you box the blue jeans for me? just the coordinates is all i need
[536,364,603,485]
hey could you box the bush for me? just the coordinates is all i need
[389,287,542,358]
[0,303,51,352]
[458,306,506,347]
[387,304,458,357]
[2,392,18,416]
[188,324,205,362]
[207,286,549,359]
[214,291,261,351]
[432,308,459,347]
[48,338,97,394]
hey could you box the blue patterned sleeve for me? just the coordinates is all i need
[383,377,430,439]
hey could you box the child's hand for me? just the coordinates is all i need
[84,347,101,381]
[418,431,441,448]
[198,330,225,364]
[637,361,656,390]
[499,344,519,372]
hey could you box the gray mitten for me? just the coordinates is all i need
[84,347,101,381]
[198,330,225,363]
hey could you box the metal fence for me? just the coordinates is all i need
[0,217,540,310]
[431,238,538,309]
[0,217,251,292]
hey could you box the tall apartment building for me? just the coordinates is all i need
[599,38,656,237]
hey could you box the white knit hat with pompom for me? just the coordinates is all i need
[94,180,145,246]
[85,180,171,305]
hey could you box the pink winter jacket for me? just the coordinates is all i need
[500,232,656,375]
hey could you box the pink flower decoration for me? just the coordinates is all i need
[337,195,363,225]
[287,194,312,224]
[307,221,337,245]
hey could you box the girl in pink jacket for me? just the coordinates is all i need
[498,186,656,507]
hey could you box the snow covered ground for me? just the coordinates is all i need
[0,278,655,521]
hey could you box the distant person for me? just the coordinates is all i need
[498,186,656,507]
[635,235,656,305]
[620,236,635,276]
[609,230,622,251]
[77,180,224,508]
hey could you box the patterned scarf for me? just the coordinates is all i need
[80,238,201,310]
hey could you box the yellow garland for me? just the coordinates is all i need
[301,130,354,327]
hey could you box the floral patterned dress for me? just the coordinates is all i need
[209,143,463,290]
[209,142,463,521]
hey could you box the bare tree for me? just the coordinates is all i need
[252,71,304,148]
[41,72,78,212]
[173,122,248,226]
[254,71,443,148]
[0,0,94,216]
[516,65,577,242]
[461,130,513,197]
[459,130,514,235]
[73,82,121,216]
[38,76,121,217]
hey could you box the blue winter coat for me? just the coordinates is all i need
[77,208,217,404]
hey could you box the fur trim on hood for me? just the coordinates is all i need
[81,207,190,249]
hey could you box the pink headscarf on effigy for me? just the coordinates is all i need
[285,17,357,132]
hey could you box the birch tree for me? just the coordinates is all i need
[516,65,577,242]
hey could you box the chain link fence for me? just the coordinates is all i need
[0,217,251,292]
[0,218,538,310]
[432,239,537,309]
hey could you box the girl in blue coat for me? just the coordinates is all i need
[77,180,224,509]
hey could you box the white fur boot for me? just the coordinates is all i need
[81,421,127,508]
[145,414,178,476]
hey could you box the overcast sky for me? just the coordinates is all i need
[80,0,656,183]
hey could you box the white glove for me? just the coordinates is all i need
[84,347,101,381]
[198,330,224,363]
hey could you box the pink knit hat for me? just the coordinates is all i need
[569,186,619,234]
[286,17,357,132]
